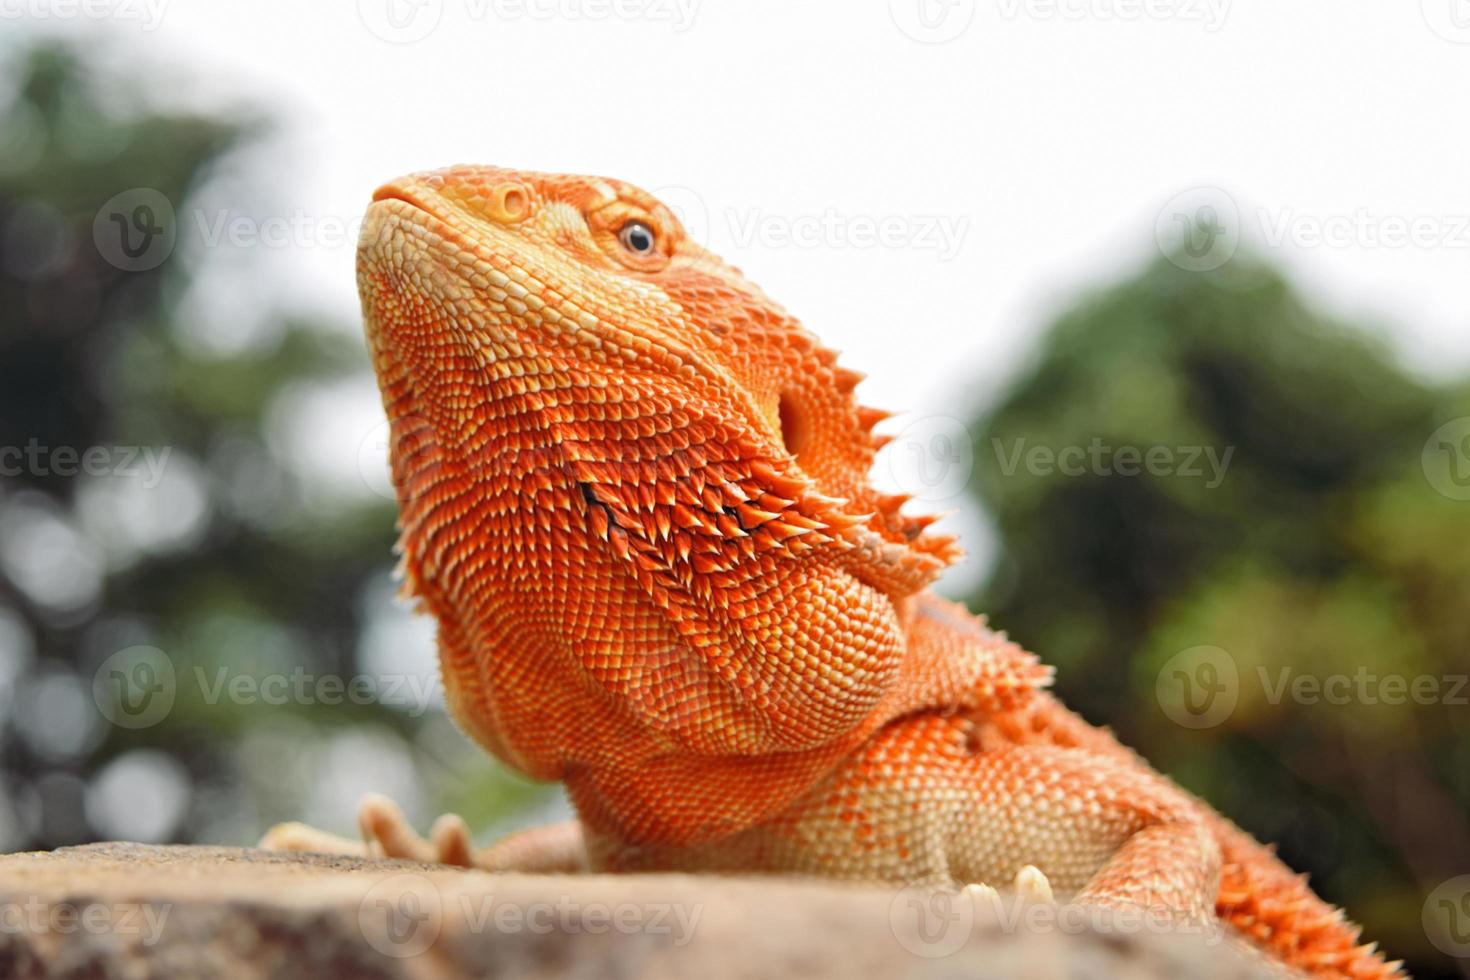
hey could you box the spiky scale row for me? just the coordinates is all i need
[355,166,1405,980]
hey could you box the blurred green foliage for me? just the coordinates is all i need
[968,257,1470,976]
[0,42,552,854]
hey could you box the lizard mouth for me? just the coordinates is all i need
[361,187,486,270]
[365,179,484,249]
[371,184,429,207]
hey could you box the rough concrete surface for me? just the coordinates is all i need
[0,842,1281,979]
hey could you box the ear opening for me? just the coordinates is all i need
[777,389,811,462]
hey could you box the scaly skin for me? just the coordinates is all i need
[263,166,1402,979]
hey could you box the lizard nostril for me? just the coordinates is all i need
[492,184,531,223]
[777,391,810,461]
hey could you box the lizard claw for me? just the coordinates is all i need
[958,865,1054,913]
[358,793,475,866]
[429,811,476,866]
[959,881,1001,903]
[1014,864,1055,904]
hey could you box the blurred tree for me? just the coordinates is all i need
[967,255,1470,977]
[0,42,551,854]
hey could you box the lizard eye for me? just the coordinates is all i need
[617,220,657,255]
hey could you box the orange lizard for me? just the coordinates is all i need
[263,165,1402,979]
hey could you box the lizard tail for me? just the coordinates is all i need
[1214,824,1406,979]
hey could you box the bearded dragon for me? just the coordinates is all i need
[262,166,1402,979]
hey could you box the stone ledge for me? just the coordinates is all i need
[0,843,1275,979]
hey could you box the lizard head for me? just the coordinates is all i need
[357,165,959,610]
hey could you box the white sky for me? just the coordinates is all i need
[14,0,1470,591]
